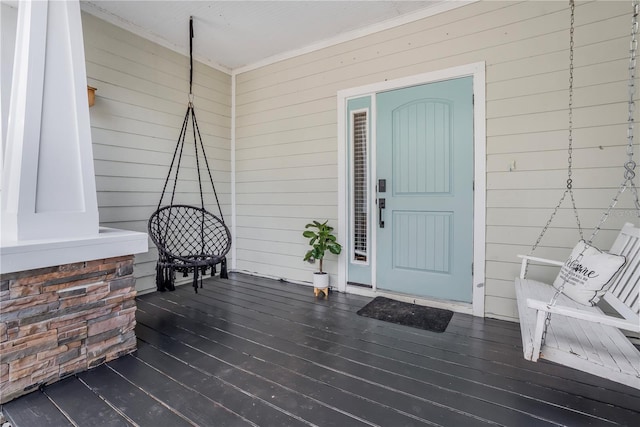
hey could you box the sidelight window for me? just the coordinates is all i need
[351,110,369,263]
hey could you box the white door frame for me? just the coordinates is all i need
[337,62,486,317]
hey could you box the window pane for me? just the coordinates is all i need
[353,111,368,262]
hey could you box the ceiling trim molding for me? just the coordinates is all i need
[78,1,476,76]
[79,1,232,75]
[232,0,476,76]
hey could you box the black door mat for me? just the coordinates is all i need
[357,296,454,333]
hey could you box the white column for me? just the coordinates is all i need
[1,3,19,175]
[0,0,147,275]
[1,0,98,241]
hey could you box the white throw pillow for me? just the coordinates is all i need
[553,240,626,306]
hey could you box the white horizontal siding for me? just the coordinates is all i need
[82,13,232,293]
[234,0,639,320]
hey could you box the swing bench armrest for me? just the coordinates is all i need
[526,298,640,333]
[517,255,564,279]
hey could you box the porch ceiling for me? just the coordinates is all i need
[79,0,448,72]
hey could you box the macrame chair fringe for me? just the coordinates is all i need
[148,17,232,293]
[221,258,228,279]
[155,263,176,293]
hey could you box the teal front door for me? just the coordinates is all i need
[376,77,474,302]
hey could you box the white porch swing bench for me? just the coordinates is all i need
[515,223,640,389]
[514,0,640,390]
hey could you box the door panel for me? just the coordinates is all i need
[393,210,451,273]
[376,77,473,302]
[393,101,451,195]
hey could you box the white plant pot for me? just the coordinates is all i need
[313,272,329,288]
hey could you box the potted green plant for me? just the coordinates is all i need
[303,220,342,295]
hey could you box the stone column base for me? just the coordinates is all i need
[0,255,137,403]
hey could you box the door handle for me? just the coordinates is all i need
[378,198,386,228]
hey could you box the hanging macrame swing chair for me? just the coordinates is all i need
[515,0,640,389]
[148,17,231,293]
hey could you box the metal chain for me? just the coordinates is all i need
[541,311,552,345]
[587,0,640,243]
[528,190,569,257]
[627,0,640,214]
[565,0,584,239]
[628,0,638,179]
[527,0,581,278]
[540,0,640,346]
[539,0,578,346]
[567,1,575,192]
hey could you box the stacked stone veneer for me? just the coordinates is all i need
[0,255,137,403]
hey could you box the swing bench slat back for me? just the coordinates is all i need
[515,223,640,389]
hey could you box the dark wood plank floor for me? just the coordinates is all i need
[3,273,640,426]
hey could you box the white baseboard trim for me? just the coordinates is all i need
[229,269,313,288]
